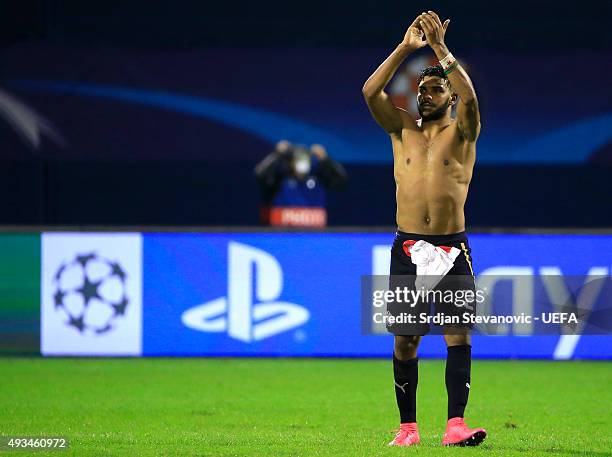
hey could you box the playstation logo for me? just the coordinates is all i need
[181,242,310,342]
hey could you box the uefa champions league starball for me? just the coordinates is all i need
[52,252,129,334]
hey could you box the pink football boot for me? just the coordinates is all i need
[442,417,487,446]
[388,422,420,446]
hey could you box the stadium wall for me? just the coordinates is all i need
[1,229,611,359]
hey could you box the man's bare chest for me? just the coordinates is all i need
[394,128,462,173]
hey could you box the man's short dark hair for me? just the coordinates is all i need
[417,65,449,85]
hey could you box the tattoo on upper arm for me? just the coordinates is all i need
[458,98,480,140]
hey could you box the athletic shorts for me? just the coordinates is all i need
[387,230,476,336]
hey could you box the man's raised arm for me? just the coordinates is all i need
[419,11,481,141]
[362,17,427,135]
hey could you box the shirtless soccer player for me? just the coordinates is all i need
[362,11,487,447]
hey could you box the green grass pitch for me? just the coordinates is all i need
[1,358,610,456]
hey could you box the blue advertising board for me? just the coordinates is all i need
[141,232,612,359]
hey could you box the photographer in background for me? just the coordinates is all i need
[255,140,348,227]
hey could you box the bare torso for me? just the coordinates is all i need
[392,118,476,234]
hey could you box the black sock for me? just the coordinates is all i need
[393,355,418,423]
[445,344,471,419]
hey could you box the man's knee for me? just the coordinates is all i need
[443,329,471,347]
[394,335,421,360]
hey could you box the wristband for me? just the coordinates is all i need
[444,60,459,75]
[439,52,456,71]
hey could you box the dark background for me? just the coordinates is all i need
[1,0,611,228]
[3,1,608,51]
